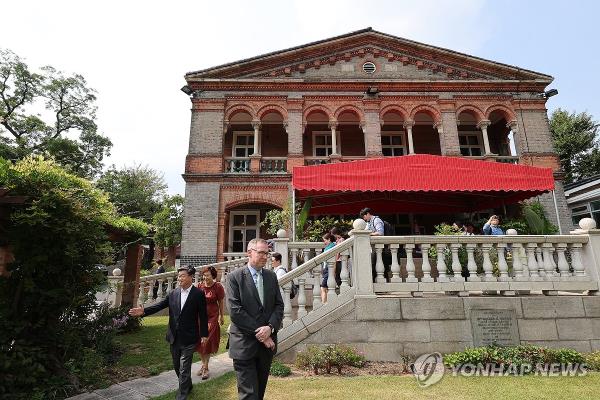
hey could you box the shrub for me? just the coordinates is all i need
[295,345,365,375]
[296,345,326,374]
[584,351,600,370]
[0,157,146,399]
[270,360,291,377]
[443,345,585,374]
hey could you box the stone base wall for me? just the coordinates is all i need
[278,296,600,362]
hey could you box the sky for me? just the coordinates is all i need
[1,0,599,195]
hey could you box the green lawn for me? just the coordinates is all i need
[152,371,600,400]
[112,315,230,381]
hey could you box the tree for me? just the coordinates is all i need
[549,108,600,184]
[96,164,167,223]
[153,195,184,266]
[0,156,146,398]
[0,49,112,178]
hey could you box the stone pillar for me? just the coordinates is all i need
[439,111,461,156]
[403,120,415,154]
[351,225,375,298]
[121,243,142,307]
[477,120,493,155]
[573,222,600,294]
[181,182,221,266]
[328,121,338,156]
[363,108,382,157]
[507,120,520,156]
[188,105,225,154]
[252,121,261,156]
[536,176,572,234]
[273,237,290,271]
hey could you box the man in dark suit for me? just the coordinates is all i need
[226,238,284,400]
[129,266,208,400]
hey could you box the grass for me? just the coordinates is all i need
[112,314,231,380]
[151,371,600,400]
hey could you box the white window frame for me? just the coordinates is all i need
[228,211,260,253]
[232,131,254,158]
[459,131,484,157]
[381,132,407,157]
[312,131,340,156]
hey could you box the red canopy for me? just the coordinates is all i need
[292,155,555,214]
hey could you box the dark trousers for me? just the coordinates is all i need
[335,261,342,287]
[233,346,274,400]
[170,340,196,400]
[371,250,392,282]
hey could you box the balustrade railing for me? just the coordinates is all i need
[278,237,355,327]
[495,156,519,164]
[369,234,596,296]
[304,157,330,166]
[260,157,287,173]
[100,221,600,335]
[224,157,250,173]
[102,256,249,307]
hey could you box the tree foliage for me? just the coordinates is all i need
[96,164,167,223]
[0,157,146,398]
[0,49,112,178]
[153,194,183,248]
[550,108,600,184]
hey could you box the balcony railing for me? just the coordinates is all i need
[467,155,519,164]
[304,157,330,166]
[260,157,287,173]
[224,157,250,173]
[495,156,519,164]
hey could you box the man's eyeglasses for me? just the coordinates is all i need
[249,248,269,256]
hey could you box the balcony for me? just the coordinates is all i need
[224,157,250,173]
[260,157,287,173]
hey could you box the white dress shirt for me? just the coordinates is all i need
[180,285,192,311]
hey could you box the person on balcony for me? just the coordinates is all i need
[483,215,505,236]
[195,266,225,380]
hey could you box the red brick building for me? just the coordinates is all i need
[180,28,568,265]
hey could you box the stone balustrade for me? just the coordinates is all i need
[369,234,596,297]
[100,219,600,339]
[260,157,287,173]
[224,157,250,173]
[278,237,355,327]
[102,257,249,307]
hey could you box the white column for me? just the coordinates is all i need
[403,120,415,155]
[252,121,261,156]
[433,122,444,154]
[329,121,338,156]
[477,120,492,155]
[507,120,519,156]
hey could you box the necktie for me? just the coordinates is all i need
[255,271,264,305]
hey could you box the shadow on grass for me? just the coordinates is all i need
[112,315,231,381]
[151,371,238,400]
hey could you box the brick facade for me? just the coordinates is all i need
[181,28,567,261]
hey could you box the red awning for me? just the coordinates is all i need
[292,155,555,214]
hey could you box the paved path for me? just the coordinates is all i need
[68,353,234,400]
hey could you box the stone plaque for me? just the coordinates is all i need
[470,309,519,347]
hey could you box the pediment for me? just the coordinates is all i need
[186,28,552,83]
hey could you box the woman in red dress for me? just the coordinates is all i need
[195,266,225,379]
